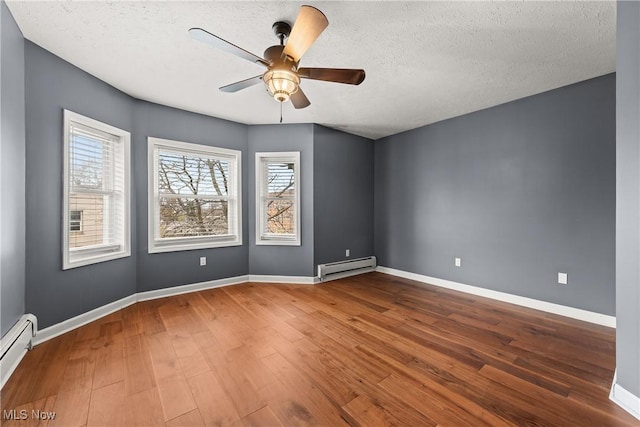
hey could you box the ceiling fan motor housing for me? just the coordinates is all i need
[263,45,286,64]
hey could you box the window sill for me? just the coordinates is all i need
[64,249,130,270]
[256,237,300,246]
[148,238,242,253]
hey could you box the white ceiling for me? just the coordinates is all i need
[7,1,616,140]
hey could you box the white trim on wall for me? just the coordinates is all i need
[62,110,132,270]
[32,294,138,346]
[376,266,616,328]
[255,151,301,246]
[32,267,616,347]
[147,137,243,253]
[248,275,318,284]
[31,274,317,346]
[610,370,640,420]
[137,275,249,302]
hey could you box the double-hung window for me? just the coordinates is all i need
[255,152,300,245]
[148,137,242,253]
[63,110,131,269]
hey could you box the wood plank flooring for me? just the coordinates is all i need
[1,272,637,426]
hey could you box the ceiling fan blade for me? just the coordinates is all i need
[189,28,268,67]
[298,68,366,85]
[282,6,328,63]
[291,88,311,109]
[219,75,263,93]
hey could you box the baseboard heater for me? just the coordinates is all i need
[317,256,377,282]
[1,314,37,389]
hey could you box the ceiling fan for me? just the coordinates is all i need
[188,5,366,109]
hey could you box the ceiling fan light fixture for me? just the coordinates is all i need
[190,5,365,111]
[263,69,300,103]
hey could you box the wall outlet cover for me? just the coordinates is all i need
[200,257,207,266]
[455,257,461,267]
[558,272,568,285]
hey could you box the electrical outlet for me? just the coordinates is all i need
[346,249,350,257]
[455,257,461,267]
[558,272,568,285]
[200,256,207,267]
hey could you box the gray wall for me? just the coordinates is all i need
[24,42,137,329]
[615,0,640,398]
[133,100,249,292]
[0,2,26,337]
[21,40,321,327]
[375,74,616,315]
[248,124,315,276]
[313,125,374,267]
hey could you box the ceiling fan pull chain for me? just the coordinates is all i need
[280,102,283,123]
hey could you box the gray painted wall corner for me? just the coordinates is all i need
[133,100,250,292]
[615,0,640,398]
[248,124,315,277]
[24,41,136,329]
[374,74,616,316]
[0,0,26,336]
[313,124,374,268]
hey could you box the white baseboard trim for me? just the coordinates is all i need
[610,370,640,420]
[137,275,249,301]
[376,266,616,328]
[31,274,317,347]
[249,275,318,284]
[32,294,137,346]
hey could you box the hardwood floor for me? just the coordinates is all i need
[1,272,636,426]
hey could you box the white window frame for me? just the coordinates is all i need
[148,137,242,253]
[255,152,300,246]
[63,110,131,270]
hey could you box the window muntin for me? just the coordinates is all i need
[256,152,300,246]
[148,138,242,252]
[63,110,130,269]
[70,210,83,232]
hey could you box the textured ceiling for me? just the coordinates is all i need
[6,1,616,139]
